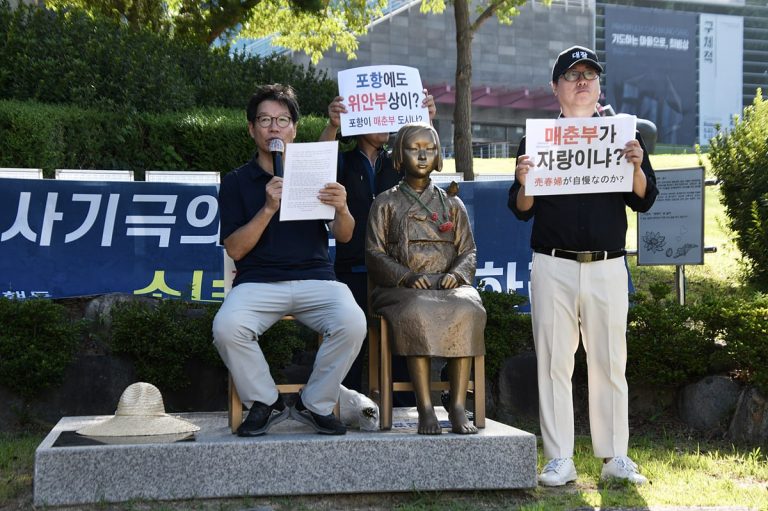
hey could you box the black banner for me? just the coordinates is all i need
[605,5,698,145]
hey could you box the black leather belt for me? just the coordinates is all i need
[533,247,626,263]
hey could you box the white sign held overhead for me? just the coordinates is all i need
[337,65,429,137]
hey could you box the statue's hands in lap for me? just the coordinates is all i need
[404,273,431,289]
[438,273,458,289]
[403,273,457,290]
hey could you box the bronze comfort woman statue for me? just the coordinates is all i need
[365,122,486,435]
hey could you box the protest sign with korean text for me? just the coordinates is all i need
[338,65,428,136]
[524,115,636,196]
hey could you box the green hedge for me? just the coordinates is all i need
[0,298,82,400]
[478,289,533,382]
[0,2,336,116]
[627,285,718,387]
[0,2,337,175]
[3,288,767,399]
[708,294,768,393]
[627,285,768,393]
[0,100,328,176]
[108,300,314,391]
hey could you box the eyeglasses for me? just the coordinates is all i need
[254,115,292,128]
[561,69,600,82]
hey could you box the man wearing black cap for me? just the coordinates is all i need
[508,46,657,486]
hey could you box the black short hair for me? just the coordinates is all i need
[246,84,301,124]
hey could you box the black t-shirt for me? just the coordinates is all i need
[508,133,658,251]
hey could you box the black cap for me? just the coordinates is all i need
[551,45,603,83]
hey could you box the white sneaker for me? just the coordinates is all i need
[538,457,577,486]
[600,455,648,485]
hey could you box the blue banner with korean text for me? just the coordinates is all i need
[0,179,223,302]
[461,181,533,302]
[0,178,534,309]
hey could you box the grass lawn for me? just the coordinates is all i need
[2,154,765,510]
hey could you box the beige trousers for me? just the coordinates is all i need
[530,253,629,459]
[212,280,366,415]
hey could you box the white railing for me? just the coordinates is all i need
[144,170,220,184]
[442,142,519,160]
[0,168,43,179]
[54,169,135,181]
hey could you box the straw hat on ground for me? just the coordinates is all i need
[76,382,200,437]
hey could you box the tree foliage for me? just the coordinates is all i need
[708,89,768,288]
[45,0,387,59]
[239,0,386,63]
[258,0,539,177]
[45,0,170,32]
[0,2,337,115]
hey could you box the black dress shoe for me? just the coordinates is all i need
[290,396,346,435]
[236,395,288,437]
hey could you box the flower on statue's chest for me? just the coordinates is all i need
[400,183,455,233]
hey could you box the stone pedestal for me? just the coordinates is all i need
[34,408,537,506]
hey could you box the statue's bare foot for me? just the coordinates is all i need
[449,408,478,435]
[417,408,442,435]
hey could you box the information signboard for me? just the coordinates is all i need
[637,167,704,265]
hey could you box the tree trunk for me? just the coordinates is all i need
[453,0,474,181]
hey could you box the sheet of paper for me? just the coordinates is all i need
[524,115,636,196]
[279,141,338,221]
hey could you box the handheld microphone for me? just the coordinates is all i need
[269,138,285,177]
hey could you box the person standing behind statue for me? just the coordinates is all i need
[213,83,366,437]
[319,91,436,399]
[508,46,658,485]
[366,122,485,435]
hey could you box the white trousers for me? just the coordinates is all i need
[212,280,366,415]
[530,253,629,459]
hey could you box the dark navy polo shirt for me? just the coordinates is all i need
[218,156,336,286]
